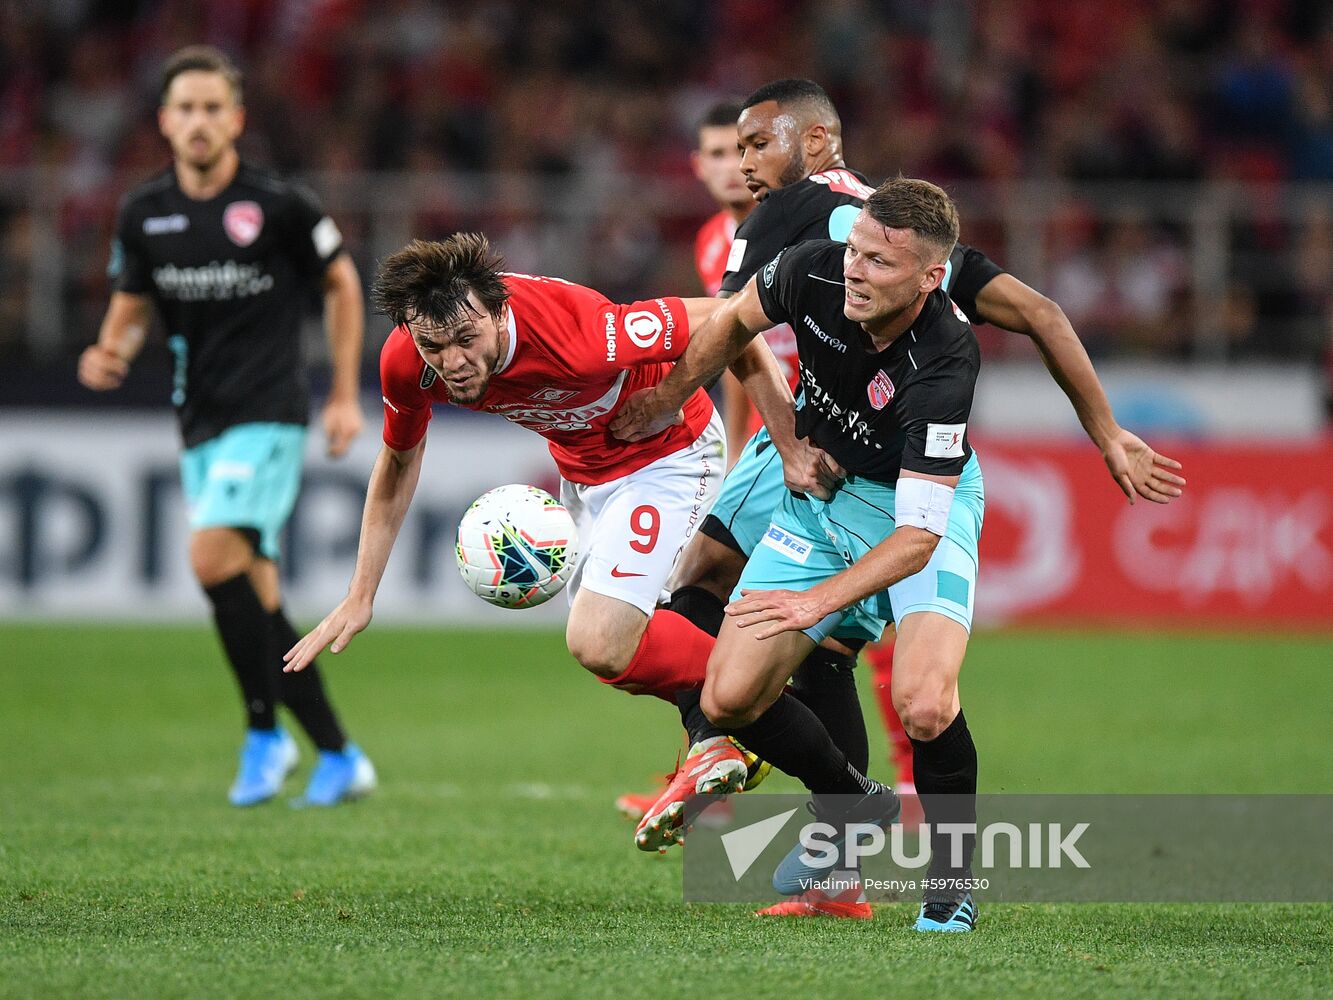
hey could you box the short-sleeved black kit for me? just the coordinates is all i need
[111,163,342,446]
[756,240,983,483]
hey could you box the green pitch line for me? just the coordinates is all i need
[1,625,1329,999]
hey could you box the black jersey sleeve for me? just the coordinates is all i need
[947,244,1006,324]
[896,355,978,478]
[753,240,824,327]
[109,197,152,295]
[282,183,344,280]
[719,195,793,295]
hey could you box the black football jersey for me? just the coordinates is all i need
[719,168,875,295]
[755,240,981,483]
[110,162,344,447]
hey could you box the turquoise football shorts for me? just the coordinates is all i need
[704,424,791,556]
[179,422,307,561]
[733,452,984,644]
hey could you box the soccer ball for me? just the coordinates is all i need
[455,484,578,609]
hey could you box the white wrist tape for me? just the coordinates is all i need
[895,476,955,537]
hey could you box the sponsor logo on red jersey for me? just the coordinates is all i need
[223,201,264,247]
[530,387,579,404]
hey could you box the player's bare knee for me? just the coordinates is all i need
[565,622,633,680]
[701,684,764,729]
[897,695,955,741]
[189,531,252,588]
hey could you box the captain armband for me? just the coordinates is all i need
[894,476,955,537]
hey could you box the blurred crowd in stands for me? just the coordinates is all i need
[1,0,1330,401]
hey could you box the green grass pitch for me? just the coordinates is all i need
[2,624,1330,998]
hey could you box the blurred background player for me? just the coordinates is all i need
[76,46,374,808]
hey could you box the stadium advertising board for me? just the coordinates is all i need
[2,413,1330,628]
[975,438,1333,629]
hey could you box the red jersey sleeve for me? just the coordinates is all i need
[379,326,434,452]
[604,295,690,369]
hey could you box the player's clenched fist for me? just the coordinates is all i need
[77,344,130,391]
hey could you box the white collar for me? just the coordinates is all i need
[496,304,519,374]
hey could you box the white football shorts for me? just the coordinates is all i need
[560,409,724,614]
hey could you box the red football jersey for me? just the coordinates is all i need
[379,272,714,485]
[694,211,800,437]
[694,210,737,297]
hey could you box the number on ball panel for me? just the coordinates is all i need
[455,484,578,608]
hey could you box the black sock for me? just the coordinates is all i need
[675,688,726,748]
[271,609,347,752]
[668,585,726,637]
[725,692,878,796]
[204,574,277,731]
[910,709,978,876]
[789,648,868,775]
[668,586,730,746]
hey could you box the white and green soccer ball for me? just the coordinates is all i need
[455,484,578,609]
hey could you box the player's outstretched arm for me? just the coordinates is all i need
[78,292,151,391]
[320,253,366,458]
[974,274,1185,504]
[284,438,425,672]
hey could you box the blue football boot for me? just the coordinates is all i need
[915,886,978,932]
[229,727,299,806]
[772,785,901,895]
[292,743,377,807]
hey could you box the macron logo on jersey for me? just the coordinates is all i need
[925,423,966,458]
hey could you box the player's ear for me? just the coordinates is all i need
[804,123,829,157]
[921,261,947,294]
[230,104,246,140]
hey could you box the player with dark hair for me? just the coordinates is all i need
[615,79,1184,918]
[283,235,815,772]
[690,100,802,463]
[78,45,374,807]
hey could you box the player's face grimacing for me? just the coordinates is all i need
[737,101,809,201]
[409,294,509,404]
[842,210,946,331]
[692,124,749,209]
[158,70,244,171]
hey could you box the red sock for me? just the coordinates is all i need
[600,609,713,702]
[866,639,914,786]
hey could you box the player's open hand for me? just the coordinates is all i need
[1103,428,1186,505]
[780,440,845,500]
[283,596,373,672]
[322,397,364,458]
[609,388,684,442]
[726,587,828,639]
[77,344,129,391]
